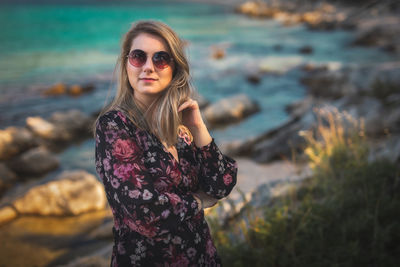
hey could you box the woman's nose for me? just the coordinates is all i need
[142,56,155,72]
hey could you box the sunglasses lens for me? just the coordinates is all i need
[128,50,146,67]
[128,50,172,69]
[153,51,172,69]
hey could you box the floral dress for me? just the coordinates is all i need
[95,109,238,266]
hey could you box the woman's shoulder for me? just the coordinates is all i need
[98,109,135,129]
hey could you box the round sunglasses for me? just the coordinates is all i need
[126,49,174,69]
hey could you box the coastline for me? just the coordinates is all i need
[1,1,400,266]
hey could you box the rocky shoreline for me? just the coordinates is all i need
[1,1,399,266]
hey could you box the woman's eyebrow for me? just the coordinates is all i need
[131,49,168,53]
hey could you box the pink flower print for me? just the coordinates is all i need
[130,172,146,189]
[124,217,157,238]
[137,221,157,238]
[112,138,140,162]
[142,189,153,200]
[117,241,126,254]
[172,236,182,245]
[110,177,120,189]
[206,239,216,256]
[183,135,191,145]
[161,209,170,219]
[113,163,134,182]
[164,192,182,206]
[180,158,189,173]
[187,247,196,258]
[178,127,192,145]
[129,189,141,199]
[154,178,169,193]
[223,173,233,185]
[103,158,111,171]
[171,253,189,267]
[117,111,128,124]
[104,129,118,144]
[169,166,181,185]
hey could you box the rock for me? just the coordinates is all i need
[7,146,59,176]
[246,73,261,84]
[43,83,67,96]
[88,218,114,240]
[259,56,304,75]
[56,243,112,267]
[43,83,95,97]
[384,106,400,133]
[386,93,400,105]
[207,158,312,225]
[299,63,328,73]
[298,45,313,54]
[49,109,91,136]
[67,83,95,97]
[11,170,106,216]
[0,205,17,225]
[26,116,58,140]
[211,46,225,60]
[368,134,400,163]
[285,95,314,118]
[273,44,283,51]
[203,94,260,127]
[251,116,309,163]
[234,1,277,18]
[353,24,400,52]
[0,163,18,195]
[26,109,92,143]
[0,126,37,160]
[300,67,349,99]
[226,112,315,163]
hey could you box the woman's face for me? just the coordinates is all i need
[126,33,175,107]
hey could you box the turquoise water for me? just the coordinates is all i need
[0,1,395,173]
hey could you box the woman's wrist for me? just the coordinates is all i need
[190,123,212,148]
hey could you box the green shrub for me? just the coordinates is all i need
[211,108,400,267]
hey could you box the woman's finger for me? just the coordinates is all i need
[178,98,196,112]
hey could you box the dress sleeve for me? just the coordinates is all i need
[194,138,238,199]
[95,114,200,239]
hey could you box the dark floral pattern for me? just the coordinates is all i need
[95,109,238,266]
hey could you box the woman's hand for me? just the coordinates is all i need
[178,98,205,130]
[193,189,218,209]
[178,98,212,148]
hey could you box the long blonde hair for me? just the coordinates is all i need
[92,20,194,146]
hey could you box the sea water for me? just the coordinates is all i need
[0,0,395,174]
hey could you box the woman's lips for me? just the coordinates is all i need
[140,78,157,82]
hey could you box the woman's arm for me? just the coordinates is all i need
[95,113,201,238]
[179,99,238,200]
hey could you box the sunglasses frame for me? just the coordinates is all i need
[126,49,174,69]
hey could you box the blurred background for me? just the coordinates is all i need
[0,0,399,266]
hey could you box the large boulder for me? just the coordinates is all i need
[301,62,400,100]
[225,110,315,163]
[0,163,18,196]
[235,1,278,18]
[7,146,59,176]
[56,244,112,267]
[0,126,37,160]
[49,109,91,136]
[11,170,106,216]
[353,22,400,53]
[26,116,58,140]
[368,134,400,163]
[26,109,92,143]
[203,94,260,127]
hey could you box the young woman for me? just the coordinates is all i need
[94,20,237,266]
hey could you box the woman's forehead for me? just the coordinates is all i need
[130,33,169,53]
